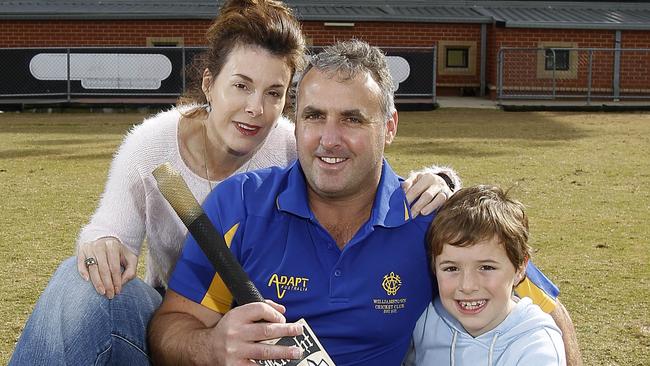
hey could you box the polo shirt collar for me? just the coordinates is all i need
[371,159,412,228]
[276,161,311,219]
[276,160,411,228]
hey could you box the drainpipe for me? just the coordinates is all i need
[613,30,621,101]
[480,23,487,97]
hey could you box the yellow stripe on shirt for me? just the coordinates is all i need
[515,277,557,313]
[404,201,410,221]
[200,223,239,313]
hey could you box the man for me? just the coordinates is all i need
[148,40,581,365]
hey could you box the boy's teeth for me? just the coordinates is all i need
[459,300,486,309]
[321,157,345,164]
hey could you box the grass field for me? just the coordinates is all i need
[1,108,649,364]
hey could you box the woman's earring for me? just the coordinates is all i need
[205,102,212,113]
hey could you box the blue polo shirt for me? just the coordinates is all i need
[169,160,434,366]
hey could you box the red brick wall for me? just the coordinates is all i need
[302,21,482,90]
[487,28,621,98]
[0,20,210,47]
[620,31,650,92]
[303,21,478,46]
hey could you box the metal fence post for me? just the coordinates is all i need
[66,48,71,102]
[587,49,593,105]
[613,31,621,101]
[432,44,437,105]
[181,46,186,94]
[497,49,503,100]
[480,24,487,97]
[551,49,556,100]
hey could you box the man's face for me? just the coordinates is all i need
[295,68,397,200]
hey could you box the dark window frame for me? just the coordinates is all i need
[151,41,181,47]
[545,49,570,71]
[445,47,469,69]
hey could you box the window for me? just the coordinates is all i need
[446,48,469,68]
[152,41,180,47]
[146,37,184,47]
[545,49,570,71]
[437,41,477,76]
[536,42,578,79]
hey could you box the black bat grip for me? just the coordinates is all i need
[187,213,264,305]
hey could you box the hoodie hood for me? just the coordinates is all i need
[409,297,564,366]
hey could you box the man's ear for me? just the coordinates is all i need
[202,68,213,97]
[385,109,398,145]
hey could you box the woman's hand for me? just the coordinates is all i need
[77,237,138,299]
[402,171,453,218]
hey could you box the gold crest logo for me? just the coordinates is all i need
[382,272,402,296]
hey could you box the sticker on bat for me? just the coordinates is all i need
[254,318,335,366]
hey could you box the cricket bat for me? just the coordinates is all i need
[153,162,335,366]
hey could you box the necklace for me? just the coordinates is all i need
[202,119,255,192]
[202,119,214,191]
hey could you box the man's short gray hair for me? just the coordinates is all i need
[296,39,396,120]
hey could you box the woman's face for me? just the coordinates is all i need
[202,44,292,157]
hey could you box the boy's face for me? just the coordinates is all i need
[434,236,524,337]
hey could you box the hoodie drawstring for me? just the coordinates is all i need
[487,332,499,366]
[450,330,458,366]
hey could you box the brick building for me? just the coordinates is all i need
[2,0,650,101]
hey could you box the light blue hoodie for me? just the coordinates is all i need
[404,297,566,366]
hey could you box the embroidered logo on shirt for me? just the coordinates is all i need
[267,273,310,299]
[382,271,402,295]
[373,272,407,314]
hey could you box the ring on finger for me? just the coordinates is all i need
[436,191,449,200]
[84,257,98,267]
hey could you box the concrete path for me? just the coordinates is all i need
[436,96,498,109]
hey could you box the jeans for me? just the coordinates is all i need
[9,257,162,366]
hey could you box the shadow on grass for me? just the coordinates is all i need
[389,142,512,158]
[0,148,113,160]
[61,152,115,161]
[0,123,132,135]
[0,148,67,159]
[397,110,591,142]
[0,113,141,136]
[27,138,115,146]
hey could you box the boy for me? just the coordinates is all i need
[405,185,566,365]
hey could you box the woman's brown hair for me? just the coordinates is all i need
[179,0,306,116]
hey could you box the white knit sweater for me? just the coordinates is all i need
[77,107,297,287]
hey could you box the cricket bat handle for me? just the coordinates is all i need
[152,162,263,305]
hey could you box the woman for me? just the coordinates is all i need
[9,1,459,365]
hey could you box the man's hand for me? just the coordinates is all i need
[402,171,453,218]
[213,300,305,364]
[149,291,304,365]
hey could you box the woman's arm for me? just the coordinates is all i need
[76,123,150,297]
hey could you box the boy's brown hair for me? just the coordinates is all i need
[428,185,531,269]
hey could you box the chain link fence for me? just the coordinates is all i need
[497,47,650,103]
[0,46,436,105]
